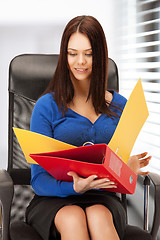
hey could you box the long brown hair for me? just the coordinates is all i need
[43,15,119,117]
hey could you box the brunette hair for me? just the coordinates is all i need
[43,15,119,117]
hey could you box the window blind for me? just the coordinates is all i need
[115,0,160,173]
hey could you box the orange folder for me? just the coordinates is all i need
[30,144,137,194]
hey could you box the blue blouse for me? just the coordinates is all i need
[30,91,127,197]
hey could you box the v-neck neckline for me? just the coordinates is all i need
[68,108,103,125]
[67,90,115,125]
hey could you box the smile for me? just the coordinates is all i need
[75,68,88,72]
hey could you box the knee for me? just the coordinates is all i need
[86,204,113,225]
[55,205,86,231]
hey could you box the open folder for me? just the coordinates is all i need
[13,78,149,194]
[30,144,137,194]
[108,78,149,163]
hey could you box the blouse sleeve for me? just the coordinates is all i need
[30,94,80,197]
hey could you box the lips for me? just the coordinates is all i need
[75,68,88,72]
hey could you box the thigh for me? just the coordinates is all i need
[54,205,86,231]
[82,193,127,240]
[54,205,90,240]
[85,204,120,240]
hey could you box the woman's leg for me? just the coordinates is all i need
[85,204,120,240]
[54,205,90,240]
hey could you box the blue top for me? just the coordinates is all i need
[30,91,127,197]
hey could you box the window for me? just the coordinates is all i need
[115,0,160,173]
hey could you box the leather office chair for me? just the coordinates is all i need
[0,54,160,240]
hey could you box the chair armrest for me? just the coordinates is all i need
[148,172,160,186]
[0,169,14,240]
[147,172,160,239]
[10,221,43,240]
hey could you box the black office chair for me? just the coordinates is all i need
[0,54,160,240]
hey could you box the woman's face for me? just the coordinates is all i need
[67,32,92,83]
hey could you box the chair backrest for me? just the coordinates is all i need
[8,54,119,221]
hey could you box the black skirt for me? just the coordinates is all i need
[26,190,127,240]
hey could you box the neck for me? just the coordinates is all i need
[71,76,90,99]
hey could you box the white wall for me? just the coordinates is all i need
[0,0,119,169]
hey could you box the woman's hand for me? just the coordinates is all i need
[67,172,117,194]
[127,152,151,175]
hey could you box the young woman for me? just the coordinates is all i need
[26,15,151,240]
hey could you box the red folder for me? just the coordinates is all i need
[30,144,137,194]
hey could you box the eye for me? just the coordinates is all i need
[85,53,92,56]
[67,52,77,56]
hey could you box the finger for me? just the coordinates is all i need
[85,175,99,184]
[67,171,79,181]
[92,183,117,189]
[99,182,117,188]
[139,156,151,167]
[138,170,149,176]
[136,152,148,159]
[91,180,117,189]
[140,155,152,162]
[90,178,110,185]
[140,160,150,168]
[101,184,117,189]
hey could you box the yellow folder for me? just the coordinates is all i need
[13,128,76,164]
[13,78,149,165]
[108,78,149,163]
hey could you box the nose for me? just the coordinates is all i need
[77,53,86,65]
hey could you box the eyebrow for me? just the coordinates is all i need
[67,48,92,51]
